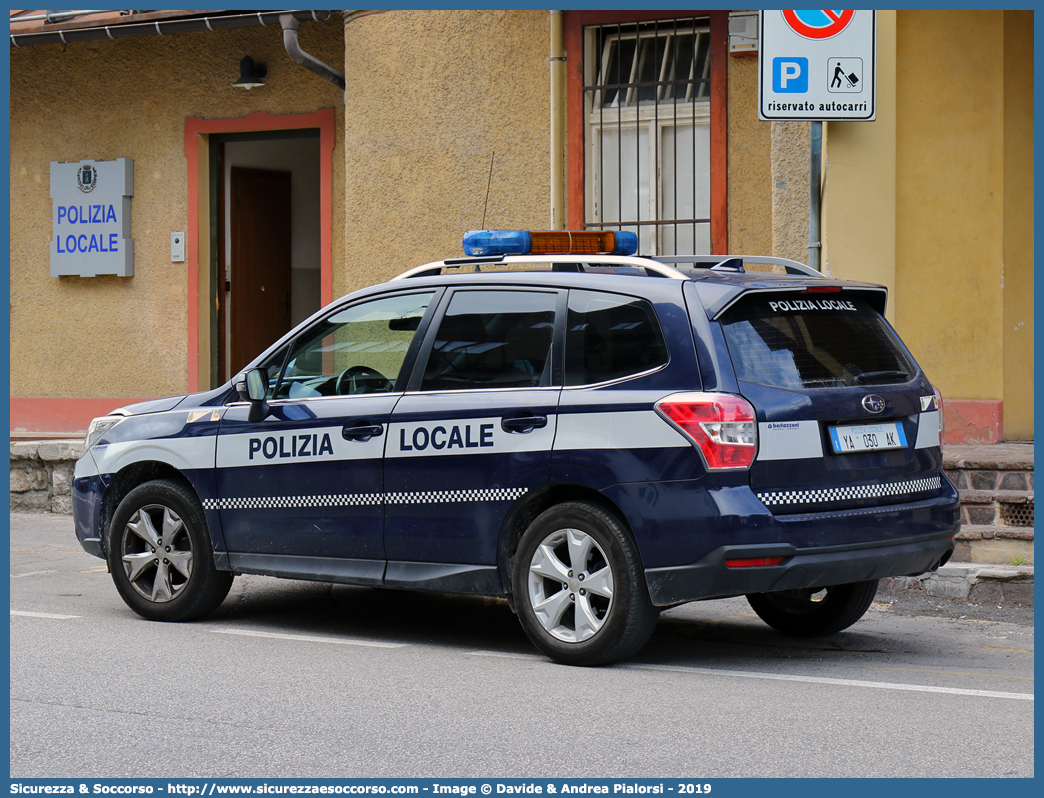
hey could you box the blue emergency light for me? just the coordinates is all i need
[463,229,638,257]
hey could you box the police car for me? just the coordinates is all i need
[73,229,960,665]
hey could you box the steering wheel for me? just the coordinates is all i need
[335,365,391,395]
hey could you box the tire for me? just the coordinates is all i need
[106,479,233,622]
[746,580,879,637]
[512,501,658,666]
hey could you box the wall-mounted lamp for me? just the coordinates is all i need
[233,56,267,90]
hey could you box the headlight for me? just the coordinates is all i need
[85,416,123,450]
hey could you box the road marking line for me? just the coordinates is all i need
[623,662,1034,701]
[465,651,1033,700]
[819,661,1034,682]
[211,628,407,649]
[466,650,532,660]
[11,570,59,578]
[10,610,80,620]
[82,567,109,573]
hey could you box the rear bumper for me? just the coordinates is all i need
[645,494,959,606]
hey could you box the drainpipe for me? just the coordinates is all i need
[808,121,822,271]
[279,13,345,90]
[549,10,567,230]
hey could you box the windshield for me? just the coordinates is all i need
[720,293,915,390]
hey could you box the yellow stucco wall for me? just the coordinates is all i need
[769,121,810,264]
[895,11,1006,400]
[1001,10,1034,440]
[10,19,345,398]
[340,10,551,295]
[726,55,772,256]
[822,11,897,319]
[727,55,810,271]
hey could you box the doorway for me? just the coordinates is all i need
[213,132,323,383]
[185,108,336,394]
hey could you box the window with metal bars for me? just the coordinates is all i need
[583,18,712,257]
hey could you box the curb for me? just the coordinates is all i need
[879,562,1033,606]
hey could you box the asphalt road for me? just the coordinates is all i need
[9,512,1034,779]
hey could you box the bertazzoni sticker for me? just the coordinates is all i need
[757,420,824,460]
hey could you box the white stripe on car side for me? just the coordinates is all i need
[73,450,102,479]
[553,410,689,451]
[88,435,216,476]
[77,409,943,481]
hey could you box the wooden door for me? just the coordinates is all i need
[230,167,292,375]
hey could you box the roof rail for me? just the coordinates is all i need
[392,255,689,281]
[651,255,824,278]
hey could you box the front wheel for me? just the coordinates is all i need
[512,502,658,666]
[107,479,233,621]
[746,580,879,637]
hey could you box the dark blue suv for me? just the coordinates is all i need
[73,230,960,665]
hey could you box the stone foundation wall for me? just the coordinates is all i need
[10,440,84,515]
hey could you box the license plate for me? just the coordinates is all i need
[829,422,907,454]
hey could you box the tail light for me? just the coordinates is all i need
[655,392,757,469]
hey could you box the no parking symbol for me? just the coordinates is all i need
[782,10,854,40]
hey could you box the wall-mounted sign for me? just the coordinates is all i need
[758,10,876,121]
[50,158,134,277]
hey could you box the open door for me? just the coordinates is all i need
[229,166,292,375]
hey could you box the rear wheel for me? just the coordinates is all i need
[107,479,232,621]
[746,580,879,637]
[512,502,658,666]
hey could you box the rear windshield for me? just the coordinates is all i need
[720,293,915,390]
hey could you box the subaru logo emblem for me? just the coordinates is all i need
[862,395,885,414]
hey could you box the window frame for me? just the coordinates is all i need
[259,288,443,404]
[405,287,568,395]
[565,10,728,255]
[563,288,672,388]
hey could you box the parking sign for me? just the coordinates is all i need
[759,10,875,121]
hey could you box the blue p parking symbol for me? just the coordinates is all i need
[773,57,808,93]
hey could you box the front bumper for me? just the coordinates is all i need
[72,451,107,559]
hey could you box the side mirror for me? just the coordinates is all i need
[236,368,270,422]
[245,368,269,401]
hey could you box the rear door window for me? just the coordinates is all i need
[720,294,915,389]
[420,290,557,391]
[564,290,668,386]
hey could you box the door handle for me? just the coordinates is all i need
[342,422,383,441]
[501,414,547,434]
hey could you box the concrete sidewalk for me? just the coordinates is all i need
[881,562,1033,606]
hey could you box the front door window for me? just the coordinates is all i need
[275,292,435,399]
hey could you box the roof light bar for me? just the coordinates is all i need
[463,229,638,257]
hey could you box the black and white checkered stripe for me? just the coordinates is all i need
[202,487,527,511]
[386,487,527,505]
[757,476,941,508]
